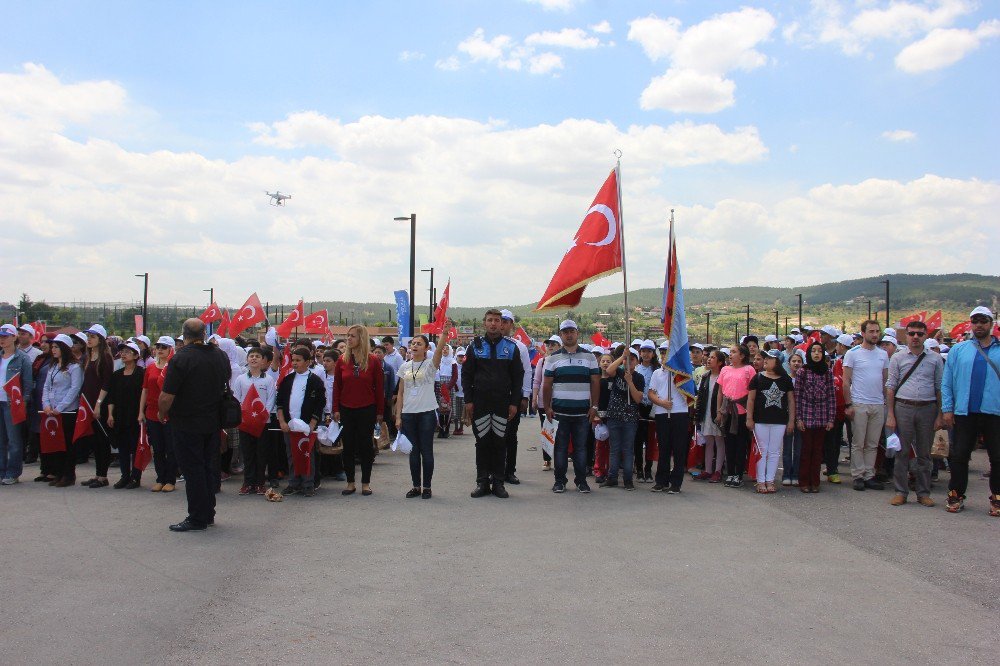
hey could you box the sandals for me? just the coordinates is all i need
[765,482,776,493]
[756,483,767,494]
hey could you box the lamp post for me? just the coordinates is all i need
[797,293,803,330]
[705,312,712,344]
[394,214,416,337]
[866,299,872,320]
[773,309,779,338]
[421,267,435,324]
[134,273,148,335]
[203,287,213,335]
[745,304,750,337]
[881,279,890,329]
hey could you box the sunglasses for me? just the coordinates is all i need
[906,331,926,337]
[154,344,170,350]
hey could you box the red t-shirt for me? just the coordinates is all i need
[143,362,168,420]
[332,354,384,416]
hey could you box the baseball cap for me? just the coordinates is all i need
[0,324,17,337]
[593,346,608,354]
[630,338,643,347]
[794,349,806,360]
[691,343,705,350]
[883,327,897,338]
[880,336,897,345]
[579,344,592,352]
[264,328,279,347]
[500,309,515,321]
[546,335,561,344]
[820,325,839,337]
[628,347,640,358]
[939,344,949,352]
[74,332,88,344]
[155,336,176,348]
[765,349,783,359]
[790,327,801,334]
[836,334,854,347]
[312,340,324,348]
[17,323,35,336]
[719,347,731,355]
[456,347,466,356]
[85,324,108,339]
[135,335,151,347]
[559,319,578,331]
[923,338,939,349]
[640,339,655,350]
[763,334,778,343]
[658,341,670,351]
[122,341,141,356]
[610,342,623,350]
[53,333,74,347]
[970,306,993,320]
[792,334,804,343]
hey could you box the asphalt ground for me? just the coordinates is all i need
[1,436,997,665]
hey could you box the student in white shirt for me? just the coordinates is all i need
[232,348,276,495]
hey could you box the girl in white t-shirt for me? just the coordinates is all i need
[395,324,453,499]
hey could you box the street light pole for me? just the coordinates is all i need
[134,273,148,335]
[797,293,803,330]
[705,312,711,344]
[866,300,872,320]
[203,287,213,335]
[881,279,890,328]
[745,304,750,338]
[421,267,435,325]
[773,309,779,338]
[394,214,416,338]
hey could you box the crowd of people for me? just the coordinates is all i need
[0,304,996,531]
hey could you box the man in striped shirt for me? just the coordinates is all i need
[542,320,601,493]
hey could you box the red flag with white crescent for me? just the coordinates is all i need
[277,343,293,384]
[217,309,232,338]
[2,373,26,424]
[898,311,927,327]
[239,384,270,437]
[31,321,45,343]
[949,321,971,339]
[199,302,223,324]
[289,432,316,477]
[590,332,611,348]
[72,395,96,443]
[229,292,266,338]
[513,326,532,348]
[420,280,451,335]
[40,413,66,453]
[276,300,304,338]
[134,421,153,472]
[925,310,943,332]
[536,168,622,312]
[304,309,329,334]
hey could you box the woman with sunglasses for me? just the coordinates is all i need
[40,335,83,486]
[139,336,177,492]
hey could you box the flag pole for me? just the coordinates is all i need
[615,150,629,346]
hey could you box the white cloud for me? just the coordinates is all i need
[435,56,461,71]
[529,52,565,74]
[881,129,917,141]
[523,0,579,11]
[590,20,612,35]
[525,28,600,49]
[895,20,1000,72]
[628,8,776,113]
[399,50,425,62]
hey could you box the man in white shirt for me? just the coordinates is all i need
[381,336,404,375]
[843,320,890,490]
[17,325,41,363]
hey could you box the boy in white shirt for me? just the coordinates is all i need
[232,348,276,495]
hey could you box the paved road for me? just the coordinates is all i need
[2,438,997,665]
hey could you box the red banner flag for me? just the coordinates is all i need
[289,431,316,477]
[536,168,622,311]
[513,326,532,348]
[276,300,303,338]
[134,421,152,472]
[277,343,293,384]
[925,310,943,331]
[2,373,26,424]
[229,292,266,338]
[949,321,971,339]
[31,321,45,343]
[590,332,611,348]
[199,302,223,324]
[446,327,458,342]
[239,384,270,437]
[420,280,451,335]
[217,309,231,338]
[304,309,329,334]
[40,413,66,453]
[898,311,927,327]
[73,395,96,443]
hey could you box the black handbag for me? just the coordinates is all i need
[220,385,242,429]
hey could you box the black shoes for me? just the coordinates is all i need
[492,483,509,499]
[113,477,130,489]
[864,479,884,490]
[552,482,566,493]
[421,489,432,499]
[406,488,422,499]
[853,478,866,491]
[651,484,666,492]
[667,485,681,494]
[505,474,521,485]
[623,480,636,491]
[125,479,141,490]
[599,478,617,488]
[471,483,491,498]
[169,519,207,532]
[576,482,591,494]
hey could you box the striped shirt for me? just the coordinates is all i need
[544,347,599,417]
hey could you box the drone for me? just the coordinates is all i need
[266,191,292,206]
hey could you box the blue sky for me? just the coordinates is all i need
[2,1,997,307]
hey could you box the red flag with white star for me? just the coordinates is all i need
[229,292,266,338]
[239,384,270,437]
[72,395,96,443]
[40,413,66,453]
[199,302,223,324]
[304,309,329,334]
[276,300,304,338]
[289,432,316,477]
[2,373,26,424]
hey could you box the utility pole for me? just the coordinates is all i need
[705,312,711,344]
[797,293,803,330]
[882,279,891,329]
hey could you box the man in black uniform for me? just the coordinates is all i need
[462,309,524,499]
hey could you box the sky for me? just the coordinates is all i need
[2,0,997,309]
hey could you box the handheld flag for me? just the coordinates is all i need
[304,310,329,334]
[925,310,943,332]
[239,384,270,437]
[513,326,532,348]
[199,302,223,324]
[2,373,26,424]
[229,293,266,338]
[40,413,66,453]
[134,422,153,472]
[277,343,293,385]
[289,432,316,477]
[217,309,232,338]
[660,213,696,403]
[898,311,927,327]
[590,332,611,348]
[536,169,622,311]
[31,322,45,343]
[421,280,451,335]
[73,395,96,443]
[276,300,304,338]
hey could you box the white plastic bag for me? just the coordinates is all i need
[540,418,557,458]
[593,423,609,442]
[287,418,311,435]
[315,425,330,445]
[885,432,901,458]
[391,432,413,454]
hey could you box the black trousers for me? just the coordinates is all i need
[172,428,219,526]
[473,401,508,484]
[147,419,177,485]
[505,410,521,476]
[654,412,690,488]
[634,404,653,470]
[341,405,377,484]
[44,413,78,480]
[78,425,111,477]
[824,418,844,475]
[239,430,267,486]
[115,419,141,480]
[724,417,751,477]
[948,413,1000,497]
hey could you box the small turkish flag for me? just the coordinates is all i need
[536,169,622,311]
[73,395,96,443]
[276,300,304,338]
[746,438,762,481]
[40,413,66,453]
[446,327,458,342]
[134,422,152,472]
[925,310,943,331]
[229,292,266,338]
[304,309,329,334]
[217,309,231,338]
[199,302,223,324]
[289,431,316,477]
[277,344,293,384]
[949,321,971,339]
[2,373,26,424]
[513,326,532,348]
[898,311,927,327]
[239,384,270,437]
[421,281,451,335]
[31,322,45,343]
[590,332,611,348]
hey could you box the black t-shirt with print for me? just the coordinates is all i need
[604,367,645,422]
[748,373,794,424]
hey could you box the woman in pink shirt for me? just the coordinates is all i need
[716,344,757,487]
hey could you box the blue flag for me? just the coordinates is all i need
[660,215,696,402]
[394,290,411,337]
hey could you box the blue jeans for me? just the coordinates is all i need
[782,430,801,481]
[605,418,637,482]
[403,410,437,488]
[553,415,590,486]
[0,402,24,480]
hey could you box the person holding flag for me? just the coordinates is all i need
[233,347,277,496]
[499,310,532,485]
[1,324,35,484]
[100,341,146,489]
[139,336,178,493]
[276,346,325,497]
[79,325,114,489]
[40,334,83,487]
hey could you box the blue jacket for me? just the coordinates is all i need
[941,337,1000,416]
[2,348,34,404]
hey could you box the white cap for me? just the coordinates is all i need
[794,349,806,360]
[763,334,778,343]
[456,347,467,356]
[53,333,74,347]
[593,346,608,354]
[74,332,88,344]
[207,334,221,343]
[546,335,561,344]
[792,334,804,343]
[880,336,897,345]
[691,343,705,350]
[939,344,949,351]
[0,324,17,337]
[628,347,640,357]
[883,327,897,338]
[640,340,656,350]
[923,338,939,349]
[820,325,839,337]
[720,347,731,355]
[500,309,515,321]
[630,338,643,347]
[122,341,142,356]
[428,342,436,351]
[135,335,151,347]
[559,319,578,331]
[836,334,854,347]
[658,341,670,351]
[85,324,108,339]
[155,335,176,348]
[790,327,801,334]
[611,342,623,349]
[312,340,324,348]
[970,306,994,319]
[578,344,591,352]
[17,323,35,335]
